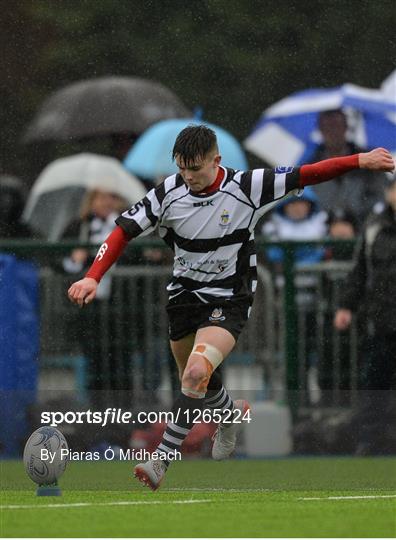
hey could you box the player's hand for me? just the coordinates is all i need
[334,308,352,331]
[68,277,98,307]
[358,148,394,172]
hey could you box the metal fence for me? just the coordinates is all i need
[1,240,359,416]
[285,261,358,411]
[38,263,278,405]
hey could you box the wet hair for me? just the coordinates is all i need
[172,125,218,166]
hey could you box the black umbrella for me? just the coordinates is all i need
[22,76,190,142]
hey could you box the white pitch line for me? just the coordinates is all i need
[0,499,210,510]
[165,488,271,492]
[300,495,396,501]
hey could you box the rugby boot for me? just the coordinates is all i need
[134,459,167,491]
[211,399,251,460]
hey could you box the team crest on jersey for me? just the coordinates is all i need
[209,307,226,322]
[220,209,230,227]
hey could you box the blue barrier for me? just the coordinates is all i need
[0,254,39,456]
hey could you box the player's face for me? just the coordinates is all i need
[175,152,221,192]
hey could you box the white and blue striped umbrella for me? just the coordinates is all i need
[245,72,396,166]
[124,118,248,179]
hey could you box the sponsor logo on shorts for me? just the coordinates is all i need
[209,307,226,322]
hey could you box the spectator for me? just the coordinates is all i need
[326,207,358,260]
[318,208,359,404]
[62,188,132,408]
[262,187,327,267]
[262,187,327,404]
[0,175,36,239]
[334,175,396,454]
[310,110,386,225]
[328,207,358,240]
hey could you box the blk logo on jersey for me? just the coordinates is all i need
[209,307,226,322]
[193,200,214,207]
[220,209,230,227]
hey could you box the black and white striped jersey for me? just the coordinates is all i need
[116,165,301,301]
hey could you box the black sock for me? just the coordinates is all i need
[157,392,204,468]
[205,370,234,421]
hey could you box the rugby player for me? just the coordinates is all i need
[68,125,394,490]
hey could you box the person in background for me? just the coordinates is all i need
[334,175,396,454]
[62,188,131,408]
[318,207,359,405]
[0,175,36,239]
[327,207,358,240]
[262,187,327,268]
[326,207,358,260]
[310,110,386,225]
[262,187,327,405]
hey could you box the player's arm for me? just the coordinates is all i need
[68,186,164,306]
[67,225,133,307]
[299,147,394,188]
[250,148,394,210]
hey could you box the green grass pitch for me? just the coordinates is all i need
[1,457,395,537]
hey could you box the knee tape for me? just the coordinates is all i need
[181,343,224,398]
[192,343,223,370]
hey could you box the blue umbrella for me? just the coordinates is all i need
[124,119,248,178]
[244,76,396,167]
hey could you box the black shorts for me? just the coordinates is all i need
[166,291,251,342]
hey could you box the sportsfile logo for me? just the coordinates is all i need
[40,407,251,427]
[96,242,108,261]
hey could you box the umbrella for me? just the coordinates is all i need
[23,153,147,240]
[123,119,248,178]
[22,76,190,142]
[244,74,396,167]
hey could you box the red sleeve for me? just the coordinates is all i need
[85,225,131,283]
[299,154,360,187]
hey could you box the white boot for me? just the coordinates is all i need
[212,399,251,460]
[134,459,167,491]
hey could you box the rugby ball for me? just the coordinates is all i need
[23,427,68,485]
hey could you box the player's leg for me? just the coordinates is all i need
[170,327,239,447]
[170,333,196,380]
[134,328,235,490]
[133,332,199,490]
[170,332,232,406]
[154,327,235,464]
[156,327,242,464]
[193,328,251,460]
